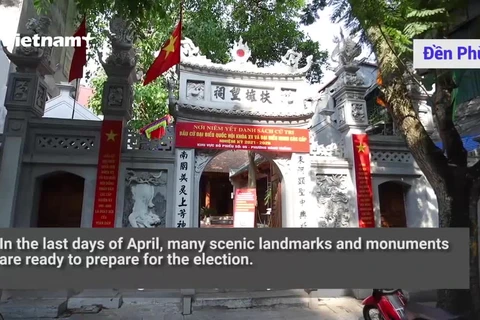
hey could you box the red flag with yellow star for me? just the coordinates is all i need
[143,20,182,86]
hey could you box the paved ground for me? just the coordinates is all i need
[64,298,363,320]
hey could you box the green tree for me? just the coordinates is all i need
[88,70,169,130]
[83,0,328,129]
[328,0,480,316]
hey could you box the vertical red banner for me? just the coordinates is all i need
[352,134,375,228]
[233,188,256,228]
[92,120,123,228]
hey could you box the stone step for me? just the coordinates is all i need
[192,289,313,310]
[0,298,67,319]
[118,289,181,312]
[67,290,122,310]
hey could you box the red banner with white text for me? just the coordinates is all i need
[175,121,310,153]
[352,134,375,228]
[92,120,123,228]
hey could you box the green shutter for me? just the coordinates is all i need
[453,69,480,121]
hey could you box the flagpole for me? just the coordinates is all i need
[71,78,79,119]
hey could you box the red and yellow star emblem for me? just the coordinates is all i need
[163,35,178,59]
[357,143,367,153]
[106,130,117,142]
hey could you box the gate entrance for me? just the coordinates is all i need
[198,150,284,228]
[170,37,317,229]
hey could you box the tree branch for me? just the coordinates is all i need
[369,27,451,186]
[433,70,468,167]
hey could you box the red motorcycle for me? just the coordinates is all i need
[362,289,408,320]
[362,289,465,320]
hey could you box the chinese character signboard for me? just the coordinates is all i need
[212,85,274,104]
[92,120,123,228]
[292,153,311,227]
[175,121,310,153]
[233,188,256,228]
[174,149,194,228]
[352,134,375,228]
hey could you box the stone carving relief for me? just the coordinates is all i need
[97,16,137,75]
[107,86,124,107]
[280,48,313,73]
[123,170,168,228]
[0,16,54,75]
[12,80,29,101]
[315,174,351,227]
[311,140,345,158]
[416,100,434,134]
[181,38,211,63]
[180,37,312,75]
[281,49,302,69]
[344,71,365,86]
[195,150,220,178]
[35,85,46,111]
[186,81,205,100]
[273,157,291,173]
[351,103,365,121]
[331,28,362,68]
[281,89,296,105]
[337,105,345,125]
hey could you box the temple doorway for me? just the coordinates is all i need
[36,171,84,227]
[199,150,283,228]
[378,181,408,227]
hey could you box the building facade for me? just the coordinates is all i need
[0,14,479,317]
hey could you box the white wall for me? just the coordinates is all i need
[371,175,438,228]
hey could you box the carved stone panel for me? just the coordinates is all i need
[186,81,205,101]
[12,80,29,102]
[35,84,46,112]
[351,102,366,122]
[194,149,220,178]
[337,105,345,125]
[314,174,351,227]
[280,89,296,104]
[122,170,168,228]
[107,86,124,107]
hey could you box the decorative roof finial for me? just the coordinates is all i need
[331,28,362,69]
[230,37,251,63]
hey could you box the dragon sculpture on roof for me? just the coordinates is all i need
[331,28,362,68]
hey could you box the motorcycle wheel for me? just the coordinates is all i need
[363,305,384,320]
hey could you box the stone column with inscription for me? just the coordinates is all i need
[67,17,136,310]
[95,17,136,229]
[331,63,371,228]
[0,17,53,227]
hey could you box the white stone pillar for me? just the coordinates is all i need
[331,65,371,228]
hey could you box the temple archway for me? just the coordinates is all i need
[35,171,85,227]
[194,149,289,228]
